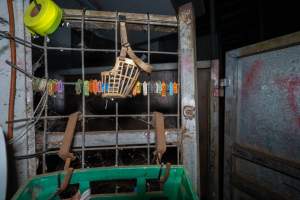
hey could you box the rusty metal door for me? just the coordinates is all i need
[224,32,300,200]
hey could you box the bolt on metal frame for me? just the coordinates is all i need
[40,10,180,172]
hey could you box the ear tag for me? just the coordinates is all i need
[161,81,167,97]
[158,81,162,94]
[155,81,159,94]
[98,81,102,94]
[84,80,90,96]
[173,82,178,94]
[75,79,82,95]
[143,81,148,96]
[57,80,64,93]
[132,82,137,96]
[93,80,98,95]
[169,81,173,96]
[136,81,141,95]
[105,82,109,92]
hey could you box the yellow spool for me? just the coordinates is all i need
[24,0,62,36]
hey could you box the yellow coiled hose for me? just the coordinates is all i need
[24,0,62,36]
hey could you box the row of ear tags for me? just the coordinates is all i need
[74,79,179,97]
[32,78,64,96]
[132,81,179,96]
[33,78,179,97]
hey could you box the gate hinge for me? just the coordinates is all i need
[213,79,230,97]
[220,78,231,87]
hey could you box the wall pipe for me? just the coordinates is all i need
[6,0,17,140]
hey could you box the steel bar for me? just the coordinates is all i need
[8,114,179,122]
[114,14,119,166]
[147,13,151,165]
[42,36,48,173]
[63,9,177,27]
[15,144,178,160]
[5,60,35,79]
[115,102,119,166]
[81,9,86,168]
[57,63,179,76]
[38,144,178,157]
[0,32,178,55]
[36,129,179,150]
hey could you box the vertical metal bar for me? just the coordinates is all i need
[147,13,151,165]
[115,102,119,166]
[209,60,220,200]
[42,36,48,173]
[177,68,180,165]
[115,11,118,58]
[115,12,119,166]
[178,2,199,192]
[81,9,86,168]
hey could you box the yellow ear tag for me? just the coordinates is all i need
[136,81,141,95]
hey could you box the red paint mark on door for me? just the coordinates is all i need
[243,60,263,96]
[275,77,300,127]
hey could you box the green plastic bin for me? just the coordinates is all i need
[13,165,199,200]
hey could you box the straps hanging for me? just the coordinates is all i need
[119,20,152,73]
[152,112,166,164]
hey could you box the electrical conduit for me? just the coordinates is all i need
[6,0,17,140]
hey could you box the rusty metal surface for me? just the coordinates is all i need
[224,32,300,200]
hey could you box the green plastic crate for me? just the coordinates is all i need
[13,165,199,200]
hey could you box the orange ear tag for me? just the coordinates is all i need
[173,82,178,94]
[132,83,138,96]
[161,81,167,97]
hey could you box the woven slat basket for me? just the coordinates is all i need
[101,21,152,99]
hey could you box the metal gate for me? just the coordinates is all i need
[224,32,300,200]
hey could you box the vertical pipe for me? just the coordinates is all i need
[81,9,86,168]
[42,37,48,173]
[147,13,151,165]
[6,0,17,140]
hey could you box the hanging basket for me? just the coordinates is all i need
[101,21,152,99]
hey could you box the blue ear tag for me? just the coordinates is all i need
[105,82,109,92]
[169,81,173,96]
[102,82,106,92]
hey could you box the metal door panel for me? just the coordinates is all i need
[224,32,300,200]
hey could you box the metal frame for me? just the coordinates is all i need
[0,4,200,191]
[37,9,182,173]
